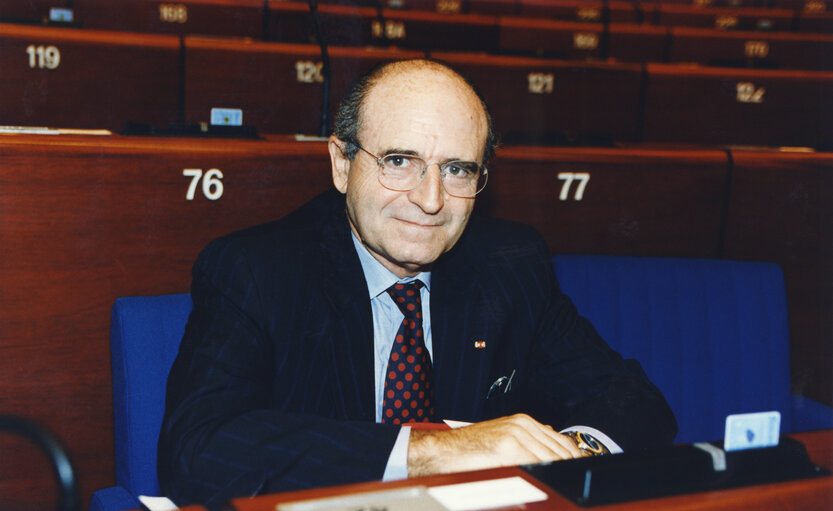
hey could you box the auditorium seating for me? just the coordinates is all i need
[499,17,605,59]
[641,63,833,148]
[480,146,731,257]
[797,8,833,32]
[517,0,639,24]
[0,132,333,510]
[654,4,796,31]
[607,23,670,62]
[435,52,643,144]
[268,2,502,50]
[468,0,519,16]
[74,0,265,38]
[723,150,833,407]
[669,26,833,69]
[0,23,181,131]
[1,0,831,507]
[184,39,421,135]
[374,8,500,51]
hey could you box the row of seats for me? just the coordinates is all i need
[3,2,832,69]
[0,134,828,511]
[3,0,832,33]
[4,23,832,149]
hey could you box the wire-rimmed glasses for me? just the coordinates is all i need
[354,143,488,199]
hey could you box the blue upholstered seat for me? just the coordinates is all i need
[89,294,192,511]
[552,254,833,444]
[89,256,832,509]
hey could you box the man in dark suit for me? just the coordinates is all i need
[158,59,676,509]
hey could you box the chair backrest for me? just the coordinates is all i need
[551,255,792,444]
[110,293,192,497]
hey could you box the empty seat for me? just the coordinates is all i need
[374,8,500,51]
[267,0,319,44]
[468,0,519,16]
[608,23,670,62]
[723,149,833,407]
[670,26,833,69]
[479,146,731,257]
[0,23,180,131]
[74,0,265,38]
[797,9,833,32]
[434,52,643,144]
[329,0,469,13]
[269,2,499,50]
[770,0,827,10]
[641,63,833,148]
[656,5,796,31]
[184,38,422,135]
[317,0,465,13]
[499,17,605,59]
[519,0,639,23]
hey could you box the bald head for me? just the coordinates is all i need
[333,59,496,164]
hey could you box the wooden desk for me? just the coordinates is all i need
[229,430,833,511]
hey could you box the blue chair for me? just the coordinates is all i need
[552,254,833,444]
[89,294,192,511]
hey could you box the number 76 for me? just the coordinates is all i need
[183,168,224,201]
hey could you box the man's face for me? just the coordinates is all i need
[329,66,488,278]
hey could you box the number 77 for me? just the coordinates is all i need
[557,172,590,201]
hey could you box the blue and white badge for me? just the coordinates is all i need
[724,411,781,451]
[50,8,74,22]
[210,108,243,126]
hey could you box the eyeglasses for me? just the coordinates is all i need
[354,143,488,199]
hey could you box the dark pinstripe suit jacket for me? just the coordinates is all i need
[158,189,676,509]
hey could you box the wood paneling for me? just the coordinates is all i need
[435,52,643,145]
[74,0,265,38]
[184,39,422,135]
[0,133,332,507]
[642,64,833,149]
[0,23,181,131]
[479,146,731,256]
[670,26,833,70]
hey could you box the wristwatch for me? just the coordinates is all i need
[565,431,610,456]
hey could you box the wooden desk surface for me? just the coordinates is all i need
[228,430,833,511]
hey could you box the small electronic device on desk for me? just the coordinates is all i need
[524,411,831,506]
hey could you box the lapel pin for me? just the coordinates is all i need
[474,340,486,349]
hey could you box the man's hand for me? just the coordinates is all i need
[407,413,585,477]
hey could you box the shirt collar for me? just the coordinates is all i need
[351,232,431,300]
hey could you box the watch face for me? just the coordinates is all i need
[580,432,601,450]
[577,432,605,455]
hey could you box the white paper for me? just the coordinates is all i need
[427,476,548,511]
[138,495,178,511]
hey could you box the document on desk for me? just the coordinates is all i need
[277,486,445,511]
[427,476,548,511]
[276,477,548,511]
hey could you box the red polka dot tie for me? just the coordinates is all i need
[382,281,435,424]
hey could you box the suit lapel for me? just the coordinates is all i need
[318,202,376,422]
[430,232,509,421]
